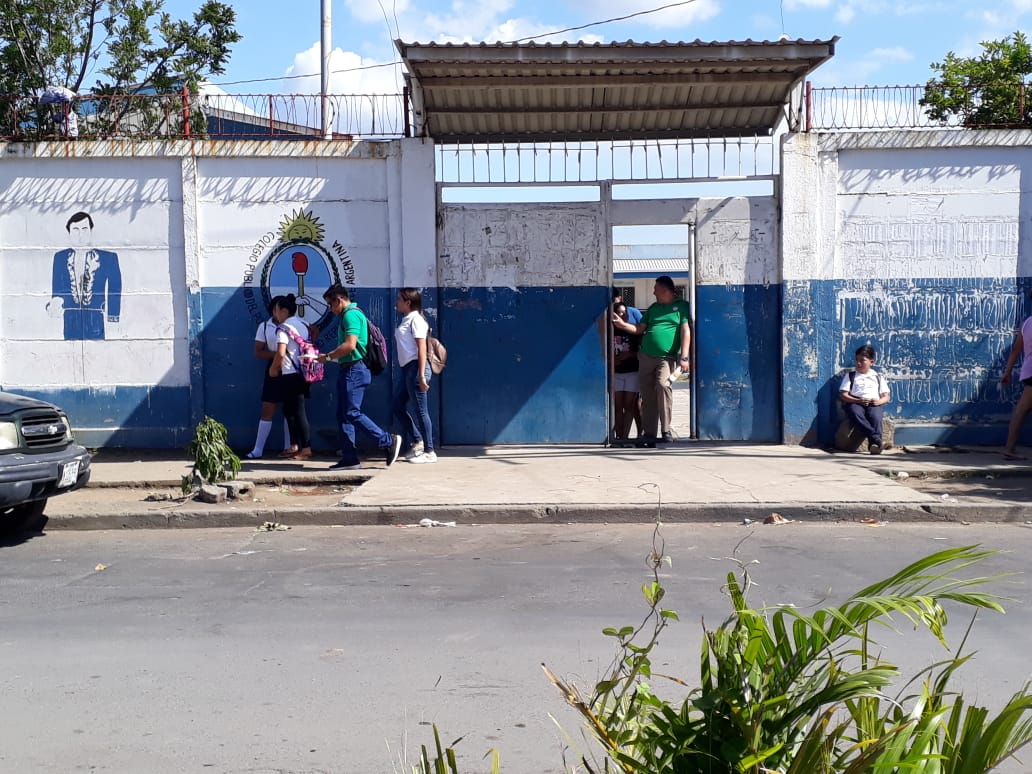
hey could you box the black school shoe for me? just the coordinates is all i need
[869,438,883,455]
[636,436,657,448]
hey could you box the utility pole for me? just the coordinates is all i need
[321,0,332,140]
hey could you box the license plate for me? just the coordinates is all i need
[58,460,79,488]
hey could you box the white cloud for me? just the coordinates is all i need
[835,4,856,23]
[833,0,947,23]
[421,0,518,42]
[285,43,403,93]
[785,0,833,9]
[808,45,916,87]
[345,0,411,25]
[281,43,407,136]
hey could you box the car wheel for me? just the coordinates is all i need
[0,499,48,535]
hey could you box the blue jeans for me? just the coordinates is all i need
[392,361,434,452]
[336,361,391,465]
[845,402,884,443]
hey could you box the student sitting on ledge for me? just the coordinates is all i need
[839,345,891,455]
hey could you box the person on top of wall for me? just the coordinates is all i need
[316,284,402,471]
[612,302,642,446]
[392,287,437,464]
[612,275,691,448]
[839,344,891,455]
[47,211,122,340]
[268,294,314,461]
[246,296,294,459]
[1000,314,1032,461]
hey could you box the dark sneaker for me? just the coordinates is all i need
[661,431,674,443]
[636,436,657,448]
[385,434,403,466]
[869,441,882,455]
[330,460,362,470]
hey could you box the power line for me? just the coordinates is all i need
[210,0,702,88]
[512,0,702,43]
[211,60,402,88]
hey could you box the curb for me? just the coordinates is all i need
[40,501,1032,530]
[84,473,372,489]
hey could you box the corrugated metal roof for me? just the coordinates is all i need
[614,258,693,275]
[395,39,837,142]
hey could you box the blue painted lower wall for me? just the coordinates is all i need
[695,284,781,441]
[783,277,1032,447]
[6,386,192,448]
[21,276,1026,450]
[201,286,431,454]
[439,286,609,444]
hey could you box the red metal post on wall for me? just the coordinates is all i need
[182,86,191,137]
[805,81,812,133]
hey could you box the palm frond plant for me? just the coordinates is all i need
[547,542,1032,774]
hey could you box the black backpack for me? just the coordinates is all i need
[344,307,388,376]
[364,318,389,375]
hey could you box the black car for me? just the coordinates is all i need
[0,392,91,534]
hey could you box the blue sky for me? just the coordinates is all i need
[161,0,1030,95]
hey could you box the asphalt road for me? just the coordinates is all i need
[1,522,1030,774]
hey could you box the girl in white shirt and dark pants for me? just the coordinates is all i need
[392,288,436,463]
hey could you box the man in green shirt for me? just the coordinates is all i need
[612,275,691,447]
[317,284,401,469]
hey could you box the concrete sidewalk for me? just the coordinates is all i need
[38,442,1032,529]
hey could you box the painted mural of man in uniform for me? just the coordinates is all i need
[47,211,122,340]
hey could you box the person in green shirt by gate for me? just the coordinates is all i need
[612,275,691,447]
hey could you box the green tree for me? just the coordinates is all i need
[0,0,241,137]
[921,31,1032,126]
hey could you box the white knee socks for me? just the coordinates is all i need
[251,419,273,456]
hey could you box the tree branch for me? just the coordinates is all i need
[73,0,104,93]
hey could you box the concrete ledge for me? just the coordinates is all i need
[38,500,1032,531]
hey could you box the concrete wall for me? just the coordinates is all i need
[437,202,608,443]
[6,129,1026,450]
[693,197,780,441]
[782,129,1032,446]
[0,139,436,448]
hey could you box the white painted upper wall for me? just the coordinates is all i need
[438,203,606,288]
[610,196,778,286]
[694,198,778,286]
[783,130,1032,281]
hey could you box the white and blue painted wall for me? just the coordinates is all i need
[0,139,436,449]
[436,203,609,443]
[782,130,1032,447]
[3,130,1030,449]
[691,198,780,441]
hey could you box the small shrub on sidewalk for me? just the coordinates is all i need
[183,416,240,493]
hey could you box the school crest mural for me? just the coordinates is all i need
[242,208,356,332]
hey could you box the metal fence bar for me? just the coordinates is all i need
[0,92,407,141]
[806,82,1032,131]
[433,137,777,185]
